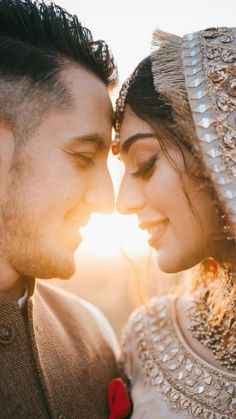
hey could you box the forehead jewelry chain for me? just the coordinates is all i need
[111,68,138,156]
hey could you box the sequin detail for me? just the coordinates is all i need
[182,26,236,239]
[124,297,236,418]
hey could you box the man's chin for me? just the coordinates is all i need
[43,259,76,280]
[56,264,75,280]
[41,245,77,279]
[16,254,76,281]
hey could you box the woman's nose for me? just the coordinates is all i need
[85,169,115,214]
[116,177,146,215]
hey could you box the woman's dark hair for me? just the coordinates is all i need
[0,0,117,134]
[125,56,203,179]
[121,56,218,228]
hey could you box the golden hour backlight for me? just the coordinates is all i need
[76,152,149,258]
[78,211,149,257]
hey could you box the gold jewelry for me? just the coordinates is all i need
[111,67,138,155]
[114,67,138,133]
[123,297,236,417]
[188,259,236,371]
[220,212,236,243]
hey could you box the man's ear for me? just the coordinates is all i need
[0,122,15,198]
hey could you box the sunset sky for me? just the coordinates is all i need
[57,0,235,82]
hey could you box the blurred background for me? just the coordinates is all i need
[52,0,236,338]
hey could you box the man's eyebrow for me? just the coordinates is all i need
[68,134,107,150]
[122,133,156,154]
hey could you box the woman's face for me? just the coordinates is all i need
[117,106,228,273]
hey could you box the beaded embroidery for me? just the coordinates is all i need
[123,297,236,418]
[182,27,236,238]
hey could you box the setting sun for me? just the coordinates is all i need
[78,211,149,257]
[76,151,150,258]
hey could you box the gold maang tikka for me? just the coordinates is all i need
[111,68,139,156]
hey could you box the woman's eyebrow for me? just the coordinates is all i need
[122,133,156,154]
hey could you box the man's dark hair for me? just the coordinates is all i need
[0,0,117,137]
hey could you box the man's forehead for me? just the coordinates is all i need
[25,67,113,148]
[62,66,113,121]
[67,133,110,149]
[62,66,108,98]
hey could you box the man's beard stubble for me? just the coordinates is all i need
[0,182,75,280]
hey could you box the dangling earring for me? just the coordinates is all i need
[220,212,236,245]
[202,256,218,276]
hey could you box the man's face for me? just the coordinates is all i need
[0,67,114,279]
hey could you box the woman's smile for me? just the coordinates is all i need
[147,220,169,248]
[139,218,169,248]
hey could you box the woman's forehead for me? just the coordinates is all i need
[120,108,153,139]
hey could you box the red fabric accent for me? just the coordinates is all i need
[108,378,131,419]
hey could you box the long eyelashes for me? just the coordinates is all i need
[131,154,158,180]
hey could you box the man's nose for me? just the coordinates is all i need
[116,177,146,215]
[85,171,115,214]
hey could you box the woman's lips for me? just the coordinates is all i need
[147,220,169,247]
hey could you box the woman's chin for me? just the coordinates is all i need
[155,250,200,274]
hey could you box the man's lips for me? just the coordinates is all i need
[67,217,90,229]
[66,219,89,249]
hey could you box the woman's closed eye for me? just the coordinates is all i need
[131,154,159,180]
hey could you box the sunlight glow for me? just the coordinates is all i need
[77,211,149,257]
[75,151,151,259]
[57,0,236,82]
[75,152,149,258]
